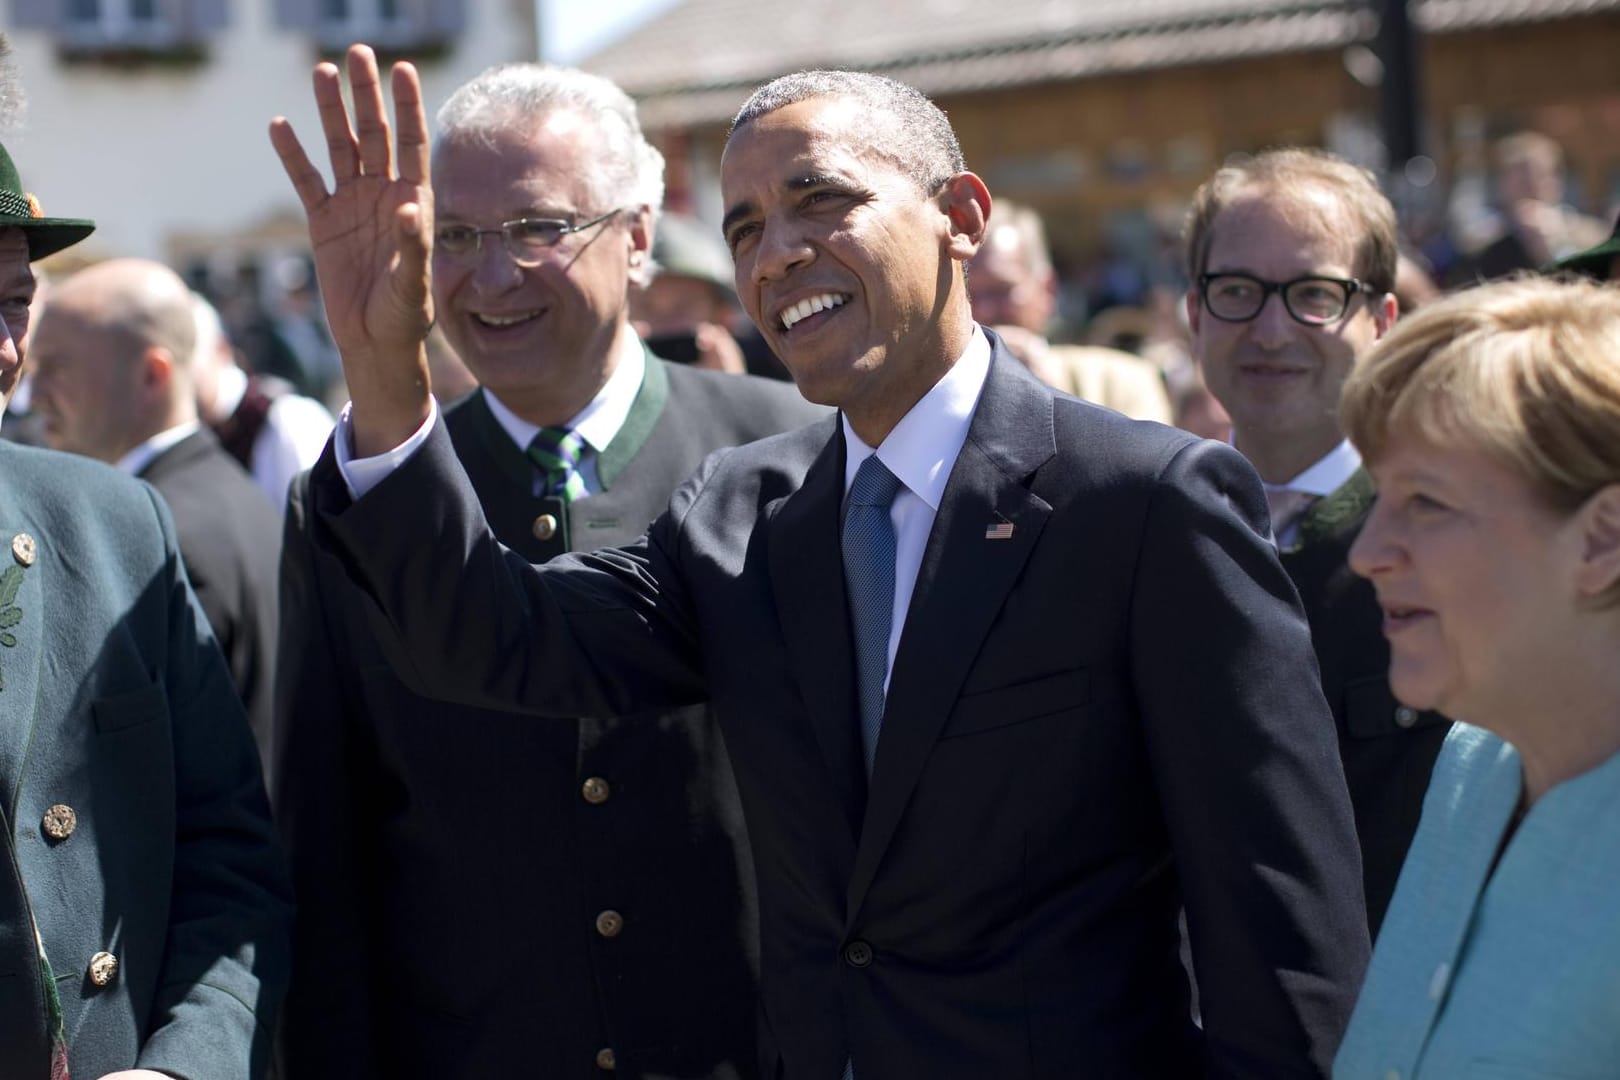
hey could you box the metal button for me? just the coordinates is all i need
[11,533,35,567]
[843,940,873,968]
[595,1048,617,1071]
[582,777,611,804]
[41,804,77,842]
[88,951,118,988]
[1394,706,1419,728]
[532,514,558,542]
[595,910,624,939]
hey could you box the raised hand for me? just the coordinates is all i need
[269,43,434,456]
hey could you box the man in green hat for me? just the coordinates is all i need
[0,36,291,1080]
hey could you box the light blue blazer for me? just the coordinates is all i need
[1335,723,1620,1080]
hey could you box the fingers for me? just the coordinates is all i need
[395,202,434,315]
[312,60,359,182]
[347,44,394,179]
[268,117,330,213]
[391,62,431,187]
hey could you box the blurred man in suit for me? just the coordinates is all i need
[273,50,1367,1077]
[969,199,1172,422]
[29,258,282,776]
[274,62,822,1080]
[1185,148,1451,934]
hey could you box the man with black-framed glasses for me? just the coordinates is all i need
[1185,147,1451,937]
[274,61,823,1080]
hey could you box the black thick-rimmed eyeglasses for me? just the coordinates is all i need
[435,208,623,266]
[1198,272,1381,326]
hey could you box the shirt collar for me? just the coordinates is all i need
[117,421,202,476]
[482,331,646,454]
[1265,438,1362,497]
[841,325,991,510]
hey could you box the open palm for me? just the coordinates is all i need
[269,44,434,452]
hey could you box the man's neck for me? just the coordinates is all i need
[1232,428,1344,486]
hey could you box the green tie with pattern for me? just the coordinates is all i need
[527,426,588,503]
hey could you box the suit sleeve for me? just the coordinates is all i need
[1130,438,1369,1078]
[272,468,383,1080]
[311,416,708,719]
[132,487,294,1080]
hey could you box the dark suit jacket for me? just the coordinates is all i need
[310,342,1370,1078]
[139,428,282,777]
[1281,470,1451,936]
[0,441,291,1080]
[276,356,826,1080]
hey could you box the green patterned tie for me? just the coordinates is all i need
[527,426,588,503]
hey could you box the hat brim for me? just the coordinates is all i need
[0,215,96,261]
[1550,234,1620,279]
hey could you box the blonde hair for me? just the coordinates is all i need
[1342,276,1620,521]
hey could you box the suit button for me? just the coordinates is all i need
[581,777,611,804]
[595,910,624,939]
[11,532,36,567]
[595,1048,617,1070]
[843,940,873,968]
[87,951,118,988]
[41,804,77,842]
[1394,706,1419,728]
[532,514,559,541]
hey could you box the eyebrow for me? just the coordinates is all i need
[722,172,856,237]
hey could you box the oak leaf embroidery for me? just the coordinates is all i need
[0,562,23,690]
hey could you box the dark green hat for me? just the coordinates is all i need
[0,140,94,260]
[1550,212,1620,280]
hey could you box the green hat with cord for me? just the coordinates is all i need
[0,140,94,260]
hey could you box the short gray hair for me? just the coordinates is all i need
[730,70,964,195]
[435,64,665,216]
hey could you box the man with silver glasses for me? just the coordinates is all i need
[274,62,821,1079]
[1185,148,1451,937]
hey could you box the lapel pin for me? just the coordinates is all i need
[11,533,36,567]
[985,519,1015,541]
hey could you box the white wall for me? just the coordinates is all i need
[6,0,537,262]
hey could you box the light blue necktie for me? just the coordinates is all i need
[843,453,902,777]
[527,426,588,503]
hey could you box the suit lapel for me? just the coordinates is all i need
[846,350,1056,921]
[767,429,866,840]
[1292,467,1375,550]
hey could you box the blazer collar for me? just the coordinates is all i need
[1292,467,1375,550]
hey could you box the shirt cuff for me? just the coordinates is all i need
[334,398,440,501]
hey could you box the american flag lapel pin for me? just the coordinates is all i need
[985,514,1015,541]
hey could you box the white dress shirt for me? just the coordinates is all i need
[338,332,645,500]
[115,421,202,477]
[841,326,991,692]
[1260,438,1361,548]
[212,365,336,513]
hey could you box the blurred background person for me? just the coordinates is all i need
[191,290,334,515]
[1336,275,1620,1077]
[970,198,1172,422]
[1184,147,1450,935]
[1451,131,1609,282]
[629,209,748,374]
[29,258,281,776]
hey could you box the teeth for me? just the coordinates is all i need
[475,310,540,328]
[780,293,847,331]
